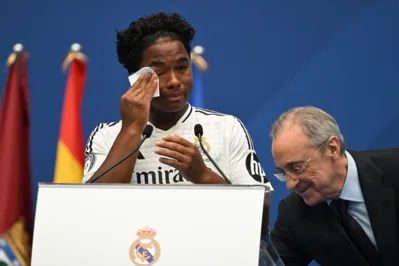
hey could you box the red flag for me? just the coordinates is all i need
[53,47,87,183]
[0,48,33,266]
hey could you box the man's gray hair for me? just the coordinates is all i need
[270,106,346,154]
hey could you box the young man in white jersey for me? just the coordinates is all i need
[82,12,273,237]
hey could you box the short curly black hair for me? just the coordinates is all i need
[116,12,195,74]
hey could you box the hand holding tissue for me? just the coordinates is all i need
[128,67,160,98]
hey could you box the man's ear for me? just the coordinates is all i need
[327,136,341,159]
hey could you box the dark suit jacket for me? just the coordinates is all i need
[270,148,399,266]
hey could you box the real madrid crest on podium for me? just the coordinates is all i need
[129,226,161,265]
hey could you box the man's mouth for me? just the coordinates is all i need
[164,92,184,101]
[296,182,312,194]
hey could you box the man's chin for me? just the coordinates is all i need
[301,193,324,207]
[154,98,188,111]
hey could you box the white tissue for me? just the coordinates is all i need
[128,67,160,98]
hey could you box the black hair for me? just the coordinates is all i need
[116,12,195,74]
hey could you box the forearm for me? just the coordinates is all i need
[198,168,227,184]
[88,128,142,183]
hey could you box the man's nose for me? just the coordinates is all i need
[166,71,181,89]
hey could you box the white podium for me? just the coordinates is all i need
[31,183,267,266]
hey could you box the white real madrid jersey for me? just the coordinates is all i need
[82,104,273,192]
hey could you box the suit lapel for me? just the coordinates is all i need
[298,202,370,265]
[352,151,399,265]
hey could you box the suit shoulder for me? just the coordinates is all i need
[350,148,399,188]
[352,148,399,171]
[282,192,305,205]
[350,147,399,158]
[278,192,308,217]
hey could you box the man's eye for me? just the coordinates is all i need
[176,65,188,71]
[291,167,302,174]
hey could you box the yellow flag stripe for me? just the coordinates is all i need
[53,140,83,183]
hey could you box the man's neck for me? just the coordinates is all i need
[149,104,188,131]
[336,154,348,196]
[328,153,349,200]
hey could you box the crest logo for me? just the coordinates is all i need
[193,136,210,156]
[129,226,161,265]
[83,153,96,176]
[245,151,267,184]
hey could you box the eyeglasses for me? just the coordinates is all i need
[273,158,312,182]
[273,141,326,182]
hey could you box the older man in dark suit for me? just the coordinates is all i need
[269,106,399,266]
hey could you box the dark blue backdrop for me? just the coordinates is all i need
[1,1,398,264]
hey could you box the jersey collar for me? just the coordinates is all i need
[147,103,194,132]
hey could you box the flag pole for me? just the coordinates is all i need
[189,45,207,108]
[191,45,208,72]
[5,43,25,67]
[62,43,87,71]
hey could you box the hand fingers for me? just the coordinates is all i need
[154,146,187,162]
[122,74,146,98]
[142,76,158,101]
[158,157,183,169]
[123,74,146,97]
[155,139,188,153]
[161,134,193,148]
[131,73,154,97]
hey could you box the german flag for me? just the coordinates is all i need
[53,44,87,183]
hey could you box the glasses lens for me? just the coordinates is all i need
[273,171,286,182]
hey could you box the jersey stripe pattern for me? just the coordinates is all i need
[82,104,273,192]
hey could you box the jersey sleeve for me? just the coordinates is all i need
[82,123,112,183]
[227,116,274,192]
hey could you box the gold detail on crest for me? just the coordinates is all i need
[193,136,211,155]
[129,226,161,265]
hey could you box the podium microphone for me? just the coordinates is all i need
[194,124,231,184]
[88,124,153,184]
